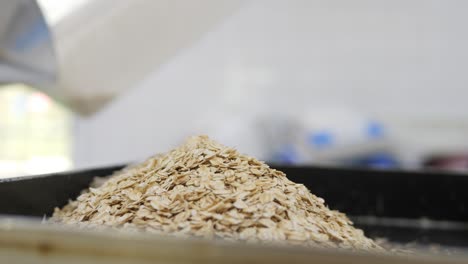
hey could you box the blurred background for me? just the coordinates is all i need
[1,0,468,178]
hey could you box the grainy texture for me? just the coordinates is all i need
[52,136,382,251]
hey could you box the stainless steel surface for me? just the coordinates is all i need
[0,0,56,87]
[1,217,467,264]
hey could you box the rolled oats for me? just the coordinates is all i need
[51,135,382,252]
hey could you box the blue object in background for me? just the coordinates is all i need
[350,153,399,169]
[274,144,300,164]
[307,131,334,149]
[366,121,385,139]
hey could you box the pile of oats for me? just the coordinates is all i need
[52,135,381,251]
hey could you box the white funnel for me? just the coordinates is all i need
[1,0,244,115]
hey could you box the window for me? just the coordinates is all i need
[0,84,72,178]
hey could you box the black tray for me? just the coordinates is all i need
[1,165,467,247]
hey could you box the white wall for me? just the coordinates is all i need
[74,0,468,168]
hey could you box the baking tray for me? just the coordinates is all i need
[0,165,467,248]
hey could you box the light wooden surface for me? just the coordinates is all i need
[0,217,466,264]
